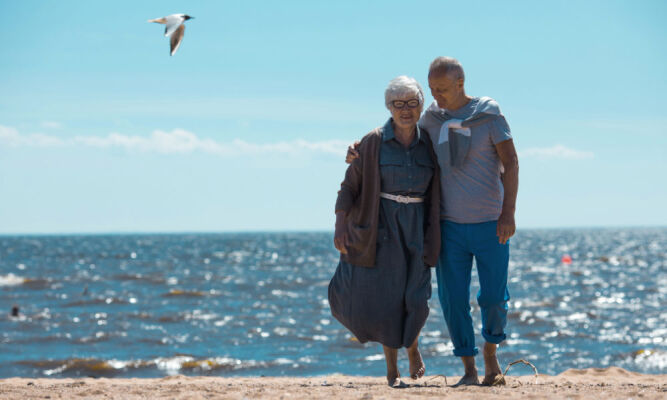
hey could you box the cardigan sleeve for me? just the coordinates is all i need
[335,154,362,215]
[334,131,379,215]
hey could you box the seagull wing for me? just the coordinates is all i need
[170,24,186,56]
[163,15,183,37]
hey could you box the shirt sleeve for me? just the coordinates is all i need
[489,115,512,145]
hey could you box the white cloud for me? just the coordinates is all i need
[0,125,349,157]
[41,121,63,129]
[0,125,66,147]
[2,125,596,160]
[0,125,20,143]
[519,145,594,160]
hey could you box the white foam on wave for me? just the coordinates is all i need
[155,356,194,375]
[433,342,455,354]
[633,349,667,370]
[0,273,25,286]
[43,364,68,376]
[271,289,299,299]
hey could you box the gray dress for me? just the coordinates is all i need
[329,127,435,349]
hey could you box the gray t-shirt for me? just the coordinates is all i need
[418,97,512,223]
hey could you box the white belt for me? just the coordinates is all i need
[379,192,424,204]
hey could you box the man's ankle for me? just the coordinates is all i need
[461,355,477,375]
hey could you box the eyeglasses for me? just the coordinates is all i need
[391,99,420,109]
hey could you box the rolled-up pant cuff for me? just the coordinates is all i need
[453,346,479,357]
[482,331,506,344]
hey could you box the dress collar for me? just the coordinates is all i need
[382,118,423,144]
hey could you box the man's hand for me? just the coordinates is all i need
[496,210,515,244]
[345,141,360,164]
[334,211,348,254]
[494,139,518,245]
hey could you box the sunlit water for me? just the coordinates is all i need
[0,228,665,378]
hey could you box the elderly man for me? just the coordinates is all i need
[347,57,518,386]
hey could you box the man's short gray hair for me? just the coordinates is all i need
[428,57,465,81]
[384,75,424,110]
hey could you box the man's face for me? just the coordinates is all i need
[428,73,463,109]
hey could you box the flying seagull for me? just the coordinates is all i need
[148,14,194,56]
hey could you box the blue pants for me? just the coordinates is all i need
[436,220,510,357]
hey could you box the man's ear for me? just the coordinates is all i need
[456,78,465,90]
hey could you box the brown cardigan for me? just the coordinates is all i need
[335,124,441,267]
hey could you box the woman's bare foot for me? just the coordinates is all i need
[387,374,407,388]
[481,342,505,386]
[383,345,405,387]
[407,339,425,379]
[452,356,479,387]
[386,370,399,386]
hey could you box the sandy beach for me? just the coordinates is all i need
[0,367,664,399]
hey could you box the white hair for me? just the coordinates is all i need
[384,76,424,110]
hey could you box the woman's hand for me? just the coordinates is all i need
[334,211,348,254]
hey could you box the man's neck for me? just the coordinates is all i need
[447,94,472,111]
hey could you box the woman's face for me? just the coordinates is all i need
[389,94,422,131]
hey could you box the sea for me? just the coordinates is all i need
[0,228,665,379]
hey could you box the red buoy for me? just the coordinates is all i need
[561,254,572,264]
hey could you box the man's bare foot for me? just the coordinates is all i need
[481,374,506,386]
[452,355,479,387]
[452,372,479,387]
[481,342,505,386]
[407,342,425,379]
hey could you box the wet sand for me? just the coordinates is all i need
[0,367,664,399]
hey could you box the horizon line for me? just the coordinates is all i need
[0,224,665,237]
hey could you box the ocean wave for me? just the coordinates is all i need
[162,289,207,298]
[631,349,667,370]
[0,273,26,286]
[17,355,305,377]
[112,273,166,284]
[0,273,51,289]
[63,297,130,307]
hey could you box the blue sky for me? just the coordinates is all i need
[0,0,665,233]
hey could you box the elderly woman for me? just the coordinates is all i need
[328,76,440,387]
